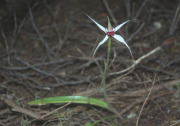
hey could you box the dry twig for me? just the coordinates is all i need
[28,4,54,57]
[109,46,161,76]
[102,0,118,26]
[169,1,180,35]
[136,76,156,126]
[0,95,42,120]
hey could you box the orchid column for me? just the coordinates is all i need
[85,14,133,102]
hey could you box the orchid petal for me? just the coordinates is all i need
[114,20,130,32]
[85,13,106,33]
[113,34,133,57]
[93,35,108,57]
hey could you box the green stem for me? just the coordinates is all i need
[102,37,111,102]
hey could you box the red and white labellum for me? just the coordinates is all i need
[106,28,115,36]
[106,30,115,36]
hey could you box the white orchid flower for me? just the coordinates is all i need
[85,14,132,58]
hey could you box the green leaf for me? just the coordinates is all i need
[27,96,108,109]
[93,116,114,125]
[85,116,114,126]
[85,122,93,126]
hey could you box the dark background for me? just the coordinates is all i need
[0,0,180,125]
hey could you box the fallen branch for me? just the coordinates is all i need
[102,0,117,26]
[0,95,42,120]
[109,79,180,97]
[136,76,156,126]
[109,46,161,76]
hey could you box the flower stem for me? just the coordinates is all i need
[102,37,111,102]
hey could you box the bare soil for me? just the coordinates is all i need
[0,0,180,126]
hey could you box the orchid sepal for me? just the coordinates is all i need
[93,35,108,57]
[112,34,133,58]
[85,13,106,33]
[114,20,130,32]
[107,16,112,29]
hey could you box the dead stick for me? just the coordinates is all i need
[102,0,117,26]
[111,79,180,97]
[136,76,156,126]
[109,46,161,76]
[0,95,42,120]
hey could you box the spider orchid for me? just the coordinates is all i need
[85,14,132,58]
